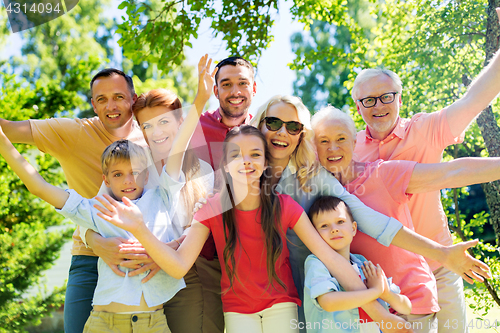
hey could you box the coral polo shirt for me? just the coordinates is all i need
[348,160,440,314]
[354,109,464,270]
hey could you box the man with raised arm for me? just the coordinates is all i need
[190,56,257,333]
[351,9,500,332]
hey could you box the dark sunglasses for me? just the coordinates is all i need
[261,116,304,135]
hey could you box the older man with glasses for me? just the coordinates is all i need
[351,25,500,332]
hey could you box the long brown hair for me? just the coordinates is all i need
[132,88,207,222]
[219,125,286,293]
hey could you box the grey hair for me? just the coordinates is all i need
[351,68,402,100]
[311,105,357,138]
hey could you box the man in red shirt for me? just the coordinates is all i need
[352,45,500,332]
[191,56,257,333]
[192,56,256,170]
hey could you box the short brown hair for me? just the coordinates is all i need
[308,196,354,224]
[215,56,254,85]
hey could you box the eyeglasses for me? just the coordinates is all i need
[261,116,304,135]
[357,92,398,108]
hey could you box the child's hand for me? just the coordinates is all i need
[378,267,392,301]
[94,194,144,234]
[362,261,384,298]
[196,54,218,104]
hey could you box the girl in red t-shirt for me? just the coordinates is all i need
[96,125,355,333]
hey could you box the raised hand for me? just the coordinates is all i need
[196,54,218,104]
[94,194,144,234]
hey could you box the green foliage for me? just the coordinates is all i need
[289,0,500,311]
[116,0,280,68]
[0,285,66,333]
[463,242,500,318]
[130,62,198,105]
[290,0,378,111]
[0,67,75,332]
[10,0,114,87]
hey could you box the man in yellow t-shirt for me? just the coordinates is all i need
[0,69,147,333]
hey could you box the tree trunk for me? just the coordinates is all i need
[475,1,500,247]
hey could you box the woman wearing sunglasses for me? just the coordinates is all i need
[250,95,409,329]
[250,95,490,332]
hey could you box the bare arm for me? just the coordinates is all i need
[294,213,412,332]
[0,119,35,145]
[165,55,217,180]
[382,290,412,315]
[94,194,209,279]
[392,227,490,283]
[317,288,382,312]
[0,126,68,208]
[446,8,500,137]
[406,157,500,194]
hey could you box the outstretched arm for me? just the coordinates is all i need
[392,227,490,283]
[94,194,209,279]
[446,8,500,137]
[0,126,68,208]
[0,119,35,145]
[165,54,218,181]
[407,157,500,194]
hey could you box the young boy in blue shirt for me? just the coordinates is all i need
[0,55,217,332]
[304,196,412,333]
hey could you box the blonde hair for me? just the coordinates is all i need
[101,140,148,175]
[132,88,208,221]
[250,95,319,192]
[351,69,402,100]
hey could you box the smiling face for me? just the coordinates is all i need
[135,106,182,160]
[224,134,266,188]
[260,102,302,166]
[314,118,356,176]
[103,159,148,201]
[355,74,402,140]
[214,65,256,126]
[312,204,357,260]
[91,75,136,135]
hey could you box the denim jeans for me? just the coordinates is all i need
[64,255,98,333]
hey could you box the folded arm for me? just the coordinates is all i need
[294,213,412,332]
